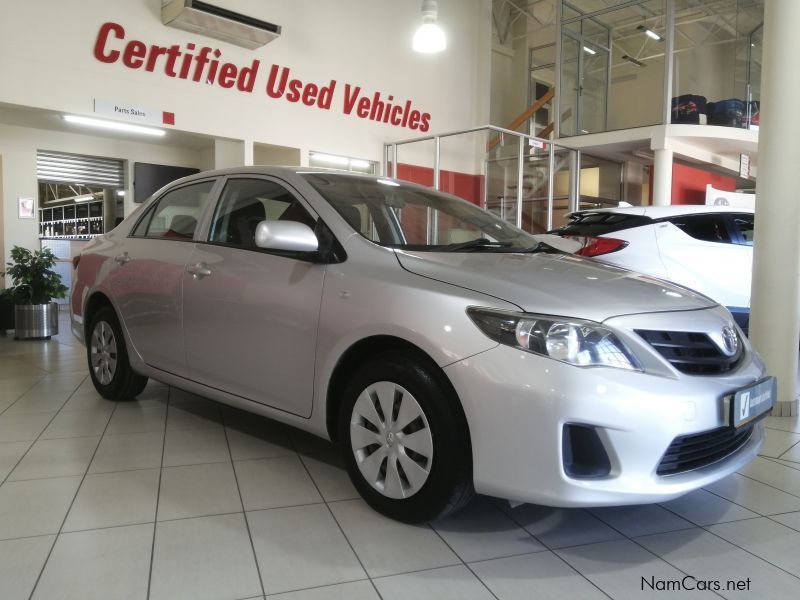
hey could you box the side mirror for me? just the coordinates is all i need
[255,221,319,253]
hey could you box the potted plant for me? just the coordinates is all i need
[1,245,68,340]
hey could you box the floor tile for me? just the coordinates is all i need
[770,510,800,531]
[267,580,378,600]
[166,396,221,430]
[470,551,608,600]
[5,375,84,414]
[225,423,295,461]
[660,489,759,526]
[0,412,56,442]
[63,469,160,532]
[32,523,152,600]
[0,441,32,480]
[105,405,166,435]
[39,408,113,439]
[433,497,544,562]
[158,462,241,521]
[162,427,229,467]
[502,503,623,549]
[329,499,458,578]
[8,436,100,480]
[60,390,114,412]
[556,539,709,599]
[778,441,800,463]
[235,456,321,511]
[248,504,365,594]
[297,452,359,502]
[374,564,494,600]
[637,528,800,599]
[589,504,695,538]
[707,517,800,578]
[760,429,800,459]
[0,476,82,539]
[763,416,800,434]
[0,535,55,600]
[89,432,164,473]
[150,513,262,600]
[704,473,800,515]
[738,456,800,496]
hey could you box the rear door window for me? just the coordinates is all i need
[132,180,216,240]
[668,214,731,244]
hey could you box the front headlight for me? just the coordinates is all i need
[467,307,642,371]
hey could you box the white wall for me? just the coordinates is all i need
[0,0,491,258]
[0,123,207,265]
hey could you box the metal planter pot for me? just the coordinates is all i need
[14,302,59,340]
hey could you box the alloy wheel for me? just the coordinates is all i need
[90,320,118,385]
[350,381,433,499]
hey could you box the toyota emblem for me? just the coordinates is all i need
[721,325,738,356]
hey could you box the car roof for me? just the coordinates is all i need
[568,204,755,219]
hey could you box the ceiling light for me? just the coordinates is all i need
[349,159,371,169]
[63,115,166,137]
[637,25,663,41]
[583,46,596,55]
[74,194,96,203]
[413,0,446,54]
[622,54,646,67]
[116,190,126,197]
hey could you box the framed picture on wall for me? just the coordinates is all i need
[18,197,35,219]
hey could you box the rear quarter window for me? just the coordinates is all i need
[667,214,731,243]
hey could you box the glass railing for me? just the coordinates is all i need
[383,126,581,234]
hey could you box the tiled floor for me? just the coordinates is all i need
[3,315,800,599]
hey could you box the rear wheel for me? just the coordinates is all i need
[339,351,473,523]
[87,307,148,400]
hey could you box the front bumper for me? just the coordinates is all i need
[445,309,767,507]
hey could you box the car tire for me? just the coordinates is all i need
[339,351,473,523]
[86,306,148,401]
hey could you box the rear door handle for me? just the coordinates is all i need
[114,253,130,264]
[187,262,212,280]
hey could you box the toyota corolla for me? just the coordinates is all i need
[71,167,774,523]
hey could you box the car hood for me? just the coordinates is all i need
[395,250,716,322]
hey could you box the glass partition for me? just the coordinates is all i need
[557,0,763,135]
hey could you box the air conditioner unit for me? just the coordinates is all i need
[162,0,281,50]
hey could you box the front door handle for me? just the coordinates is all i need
[114,253,130,265]
[187,262,212,280]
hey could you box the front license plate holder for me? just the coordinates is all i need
[728,376,776,428]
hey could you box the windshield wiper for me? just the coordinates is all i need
[437,238,513,252]
[517,241,567,254]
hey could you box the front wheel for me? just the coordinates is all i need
[339,352,473,523]
[87,306,148,401]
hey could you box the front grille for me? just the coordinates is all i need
[657,425,753,476]
[635,329,742,375]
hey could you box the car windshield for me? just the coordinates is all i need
[302,173,542,251]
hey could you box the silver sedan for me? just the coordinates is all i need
[71,167,774,522]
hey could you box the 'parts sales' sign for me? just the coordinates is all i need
[93,22,432,132]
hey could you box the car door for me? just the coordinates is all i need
[108,178,218,376]
[654,213,750,308]
[182,176,326,417]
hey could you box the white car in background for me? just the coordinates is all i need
[552,205,755,332]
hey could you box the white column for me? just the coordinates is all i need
[652,148,673,206]
[750,0,800,416]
